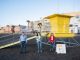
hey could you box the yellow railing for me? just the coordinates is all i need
[0,36,36,49]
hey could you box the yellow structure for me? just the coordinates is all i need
[44,14,75,37]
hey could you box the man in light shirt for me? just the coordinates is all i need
[19,32,27,53]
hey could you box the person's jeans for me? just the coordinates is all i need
[50,42,55,51]
[20,41,26,53]
[37,41,42,53]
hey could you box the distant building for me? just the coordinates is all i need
[0,25,27,33]
[19,25,27,33]
[63,11,80,33]
[32,19,50,32]
[62,11,80,16]
[69,16,80,33]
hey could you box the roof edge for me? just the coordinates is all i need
[44,14,73,19]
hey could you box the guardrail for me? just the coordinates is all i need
[0,34,15,39]
[0,36,36,49]
[0,35,80,49]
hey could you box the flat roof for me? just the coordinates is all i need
[44,14,73,19]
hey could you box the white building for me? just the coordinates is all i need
[32,19,50,32]
[69,16,80,33]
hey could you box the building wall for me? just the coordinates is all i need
[44,14,75,37]
[0,25,25,33]
[50,17,58,33]
[63,12,80,16]
[69,16,80,33]
[32,19,50,32]
[49,16,70,33]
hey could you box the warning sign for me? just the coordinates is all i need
[56,44,66,54]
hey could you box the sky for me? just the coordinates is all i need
[0,0,80,26]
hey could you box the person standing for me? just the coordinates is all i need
[36,32,42,53]
[19,32,27,53]
[49,33,55,52]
